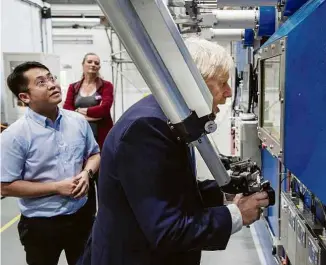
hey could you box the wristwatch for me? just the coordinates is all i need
[84,168,94,180]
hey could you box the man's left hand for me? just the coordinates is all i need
[72,171,89,198]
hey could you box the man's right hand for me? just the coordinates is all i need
[55,177,79,196]
[235,192,269,226]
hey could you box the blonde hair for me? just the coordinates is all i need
[81,52,101,78]
[184,37,234,81]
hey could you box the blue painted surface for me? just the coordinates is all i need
[244,29,254,47]
[284,0,309,17]
[258,6,276,36]
[283,0,326,204]
[262,0,325,47]
[262,149,279,236]
[292,178,325,225]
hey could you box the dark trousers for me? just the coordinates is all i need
[18,202,94,265]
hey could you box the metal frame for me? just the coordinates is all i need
[258,37,287,162]
[279,189,326,265]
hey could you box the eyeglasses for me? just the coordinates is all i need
[35,75,58,88]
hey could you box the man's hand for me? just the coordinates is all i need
[55,178,79,196]
[235,192,269,226]
[71,171,90,199]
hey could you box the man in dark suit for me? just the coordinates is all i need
[79,38,269,265]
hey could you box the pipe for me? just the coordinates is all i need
[97,0,190,123]
[119,39,124,113]
[51,18,101,28]
[95,0,231,186]
[19,0,43,9]
[41,18,53,53]
[198,4,217,8]
[216,0,278,6]
[212,10,258,29]
[50,4,103,17]
[210,28,244,41]
[41,5,53,53]
[133,0,215,117]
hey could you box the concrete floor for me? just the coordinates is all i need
[1,197,68,265]
[1,151,264,265]
[1,197,262,265]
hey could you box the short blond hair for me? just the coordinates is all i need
[184,37,233,81]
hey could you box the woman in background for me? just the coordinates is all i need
[63,53,114,217]
[64,53,114,149]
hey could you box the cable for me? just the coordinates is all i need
[280,175,287,184]
[231,67,239,112]
[19,0,42,9]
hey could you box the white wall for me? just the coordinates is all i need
[52,27,149,122]
[1,0,44,122]
[2,0,43,53]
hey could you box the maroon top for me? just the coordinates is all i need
[63,77,114,149]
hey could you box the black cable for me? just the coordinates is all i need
[280,176,287,184]
[247,63,254,113]
[177,24,181,33]
[248,58,261,113]
[232,67,240,112]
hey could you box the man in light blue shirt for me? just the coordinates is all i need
[1,61,101,265]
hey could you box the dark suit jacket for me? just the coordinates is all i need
[79,95,232,265]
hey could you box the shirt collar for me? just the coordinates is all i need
[27,107,63,128]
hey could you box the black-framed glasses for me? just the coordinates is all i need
[35,75,58,88]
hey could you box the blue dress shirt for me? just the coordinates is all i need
[0,108,100,217]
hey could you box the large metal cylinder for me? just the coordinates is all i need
[95,0,232,186]
[216,0,278,6]
[210,28,244,41]
[212,10,258,29]
[95,0,189,123]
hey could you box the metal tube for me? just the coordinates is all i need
[198,4,217,8]
[119,39,124,113]
[96,0,189,123]
[213,10,258,29]
[44,18,53,53]
[210,28,244,41]
[105,27,116,122]
[96,0,231,186]
[133,0,213,118]
[51,18,101,28]
[216,0,278,6]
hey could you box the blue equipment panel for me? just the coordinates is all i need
[261,149,279,236]
[263,0,326,203]
[258,6,276,36]
[244,29,254,47]
[284,0,309,17]
[262,0,324,46]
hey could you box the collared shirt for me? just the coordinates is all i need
[0,108,100,217]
